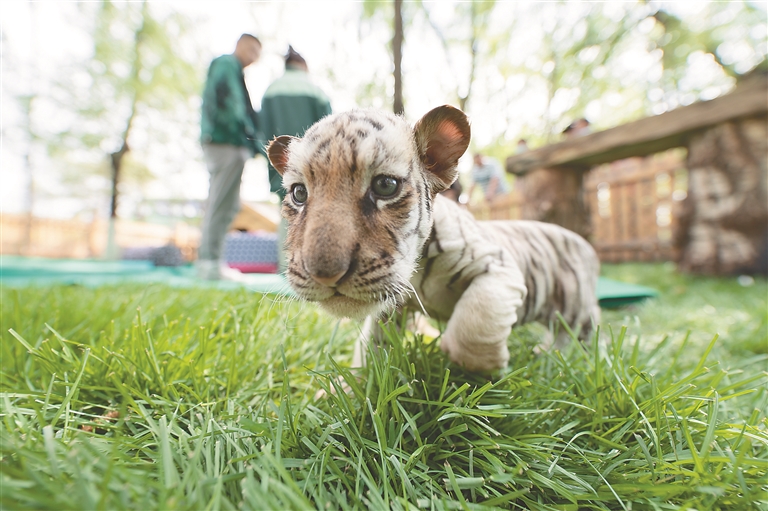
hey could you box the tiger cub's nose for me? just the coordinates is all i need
[303,221,356,287]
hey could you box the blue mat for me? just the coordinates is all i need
[0,256,291,296]
[595,278,658,308]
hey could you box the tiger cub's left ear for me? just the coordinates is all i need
[267,135,297,176]
[413,105,471,194]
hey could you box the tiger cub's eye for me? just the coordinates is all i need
[371,176,400,198]
[291,184,308,205]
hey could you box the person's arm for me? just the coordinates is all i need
[250,109,263,157]
[209,57,252,146]
[234,74,260,154]
[260,96,285,195]
[317,96,332,118]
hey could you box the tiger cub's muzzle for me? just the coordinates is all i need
[300,217,359,288]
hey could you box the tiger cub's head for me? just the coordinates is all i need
[267,105,470,320]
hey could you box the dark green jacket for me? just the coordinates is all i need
[260,68,332,196]
[200,54,259,154]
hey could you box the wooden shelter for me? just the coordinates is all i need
[505,71,768,275]
[229,202,279,233]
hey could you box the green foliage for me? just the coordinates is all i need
[541,3,644,140]
[1,265,766,509]
[422,1,497,111]
[48,1,201,194]
[461,1,766,151]
[651,1,766,83]
[87,1,199,119]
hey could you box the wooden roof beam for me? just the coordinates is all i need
[506,73,768,175]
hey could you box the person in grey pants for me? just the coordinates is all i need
[197,34,262,280]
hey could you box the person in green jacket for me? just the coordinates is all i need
[261,46,332,201]
[197,34,261,281]
[260,46,332,273]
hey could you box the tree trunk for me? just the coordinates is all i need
[105,141,129,260]
[393,0,404,115]
[677,116,768,275]
[104,1,145,258]
[109,142,129,219]
[20,95,35,256]
[21,2,39,256]
[458,2,478,112]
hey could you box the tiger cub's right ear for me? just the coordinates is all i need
[267,135,297,176]
[413,105,471,194]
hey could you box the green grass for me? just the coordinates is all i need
[1,263,766,510]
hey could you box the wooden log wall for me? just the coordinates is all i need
[677,116,768,275]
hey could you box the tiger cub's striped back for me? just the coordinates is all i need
[267,106,600,372]
[484,219,600,335]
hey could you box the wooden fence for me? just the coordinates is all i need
[585,149,687,262]
[1,214,200,260]
[468,192,525,221]
[469,148,688,263]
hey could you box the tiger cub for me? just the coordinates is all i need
[267,105,600,372]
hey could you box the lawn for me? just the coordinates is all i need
[1,263,766,510]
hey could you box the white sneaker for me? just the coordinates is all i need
[218,264,254,283]
[195,259,220,280]
[195,260,254,283]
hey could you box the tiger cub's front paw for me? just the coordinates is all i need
[439,333,510,372]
